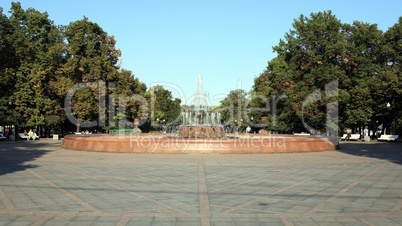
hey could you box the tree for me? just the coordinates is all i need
[0,7,18,126]
[253,11,402,136]
[146,85,181,130]
[337,21,386,134]
[0,3,151,135]
[266,11,346,133]
[218,89,248,131]
[383,17,402,134]
[107,69,147,130]
[251,67,297,133]
[63,17,122,132]
[7,2,65,136]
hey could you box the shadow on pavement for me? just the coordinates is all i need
[0,140,54,176]
[339,142,402,165]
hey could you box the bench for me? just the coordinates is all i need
[19,133,29,139]
[0,134,6,139]
[350,134,361,140]
[18,133,39,140]
[293,133,310,136]
[341,134,360,141]
[378,135,399,141]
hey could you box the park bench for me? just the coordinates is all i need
[341,134,360,141]
[19,133,28,139]
[378,135,399,141]
[18,132,39,140]
[293,133,310,136]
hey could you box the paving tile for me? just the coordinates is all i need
[42,216,121,226]
[0,216,43,226]
[366,217,402,225]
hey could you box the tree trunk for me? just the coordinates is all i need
[14,125,19,138]
[60,121,64,137]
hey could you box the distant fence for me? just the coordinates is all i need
[109,129,141,134]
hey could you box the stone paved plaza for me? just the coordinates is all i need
[0,139,401,225]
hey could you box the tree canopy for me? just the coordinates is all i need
[0,2,175,135]
[250,11,402,135]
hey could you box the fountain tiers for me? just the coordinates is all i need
[177,74,225,138]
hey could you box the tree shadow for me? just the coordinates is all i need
[338,142,402,165]
[0,140,53,176]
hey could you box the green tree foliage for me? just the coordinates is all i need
[252,11,402,135]
[252,11,346,133]
[109,69,147,130]
[62,18,150,132]
[382,17,402,134]
[6,2,64,132]
[147,85,181,128]
[63,17,122,131]
[338,21,385,133]
[0,7,18,125]
[0,2,151,135]
[251,68,296,133]
[218,89,248,130]
[63,17,121,83]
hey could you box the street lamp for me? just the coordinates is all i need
[386,103,392,135]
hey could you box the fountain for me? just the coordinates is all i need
[178,75,225,138]
[61,75,337,153]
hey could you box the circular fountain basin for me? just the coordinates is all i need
[61,133,337,153]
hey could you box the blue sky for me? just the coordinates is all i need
[2,0,401,106]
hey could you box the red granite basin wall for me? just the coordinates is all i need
[61,134,337,153]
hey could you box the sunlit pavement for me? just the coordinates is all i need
[0,139,401,225]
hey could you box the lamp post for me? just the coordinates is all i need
[7,101,16,140]
[387,103,391,135]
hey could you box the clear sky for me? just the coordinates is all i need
[2,0,401,106]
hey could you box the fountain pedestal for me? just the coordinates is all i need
[178,126,224,138]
